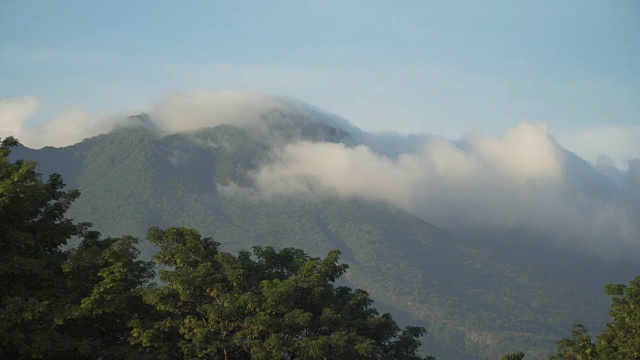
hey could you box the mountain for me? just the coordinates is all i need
[10,104,638,359]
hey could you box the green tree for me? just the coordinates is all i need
[549,324,597,360]
[56,229,156,359]
[132,226,434,359]
[0,137,154,358]
[0,136,81,357]
[597,276,640,359]
[502,351,525,360]
[549,275,640,360]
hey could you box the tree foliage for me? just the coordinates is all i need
[501,351,525,360]
[132,226,432,359]
[0,136,81,357]
[597,277,640,359]
[0,137,155,358]
[549,276,640,359]
[549,324,597,360]
[57,230,156,359]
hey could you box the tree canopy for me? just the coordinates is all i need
[0,136,155,358]
[131,226,432,359]
[549,275,640,359]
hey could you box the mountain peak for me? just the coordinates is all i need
[115,113,157,130]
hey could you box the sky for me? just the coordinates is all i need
[1,1,639,165]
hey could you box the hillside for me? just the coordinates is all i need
[11,111,638,359]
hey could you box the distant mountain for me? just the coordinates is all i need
[11,104,638,359]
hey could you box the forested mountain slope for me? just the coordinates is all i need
[11,113,637,359]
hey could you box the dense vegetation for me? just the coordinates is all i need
[14,123,637,359]
[548,275,640,359]
[0,136,434,359]
[494,275,640,359]
[9,119,640,359]
[3,130,640,359]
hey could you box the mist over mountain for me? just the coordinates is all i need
[256,123,640,261]
[9,90,637,261]
[5,91,640,358]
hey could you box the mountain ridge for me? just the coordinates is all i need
[9,110,639,359]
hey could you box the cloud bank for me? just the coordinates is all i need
[251,122,640,260]
[2,91,639,260]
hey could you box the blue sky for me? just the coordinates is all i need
[1,1,639,163]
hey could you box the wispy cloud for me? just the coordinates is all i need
[150,90,283,132]
[0,96,41,141]
[0,95,114,148]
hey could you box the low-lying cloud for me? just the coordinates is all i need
[151,90,283,132]
[1,91,288,148]
[252,122,640,260]
[2,91,639,260]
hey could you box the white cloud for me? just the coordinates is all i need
[0,96,127,148]
[37,107,115,148]
[253,142,417,207]
[251,121,640,259]
[469,122,563,183]
[2,92,638,259]
[0,96,41,142]
[151,90,283,132]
